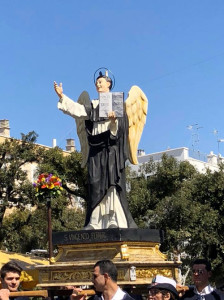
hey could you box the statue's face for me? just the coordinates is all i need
[95,77,110,93]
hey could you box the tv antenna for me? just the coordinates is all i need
[187,123,203,152]
[213,129,224,156]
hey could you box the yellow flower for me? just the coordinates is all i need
[48,183,55,189]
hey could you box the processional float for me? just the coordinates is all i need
[36,68,181,296]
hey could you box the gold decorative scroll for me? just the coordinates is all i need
[52,271,92,281]
[136,268,172,279]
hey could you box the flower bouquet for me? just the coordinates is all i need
[33,173,63,200]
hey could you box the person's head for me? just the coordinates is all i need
[95,71,113,93]
[192,259,212,291]
[148,276,179,300]
[92,260,118,292]
[0,261,22,292]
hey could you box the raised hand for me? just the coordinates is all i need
[54,81,63,98]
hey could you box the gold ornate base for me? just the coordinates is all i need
[37,240,181,288]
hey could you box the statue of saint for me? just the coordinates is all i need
[54,68,148,230]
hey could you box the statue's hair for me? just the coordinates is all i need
[96,71,113,90]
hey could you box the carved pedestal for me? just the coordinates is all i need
[36,228,180,290]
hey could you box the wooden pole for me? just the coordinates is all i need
[47,198,53,263]
[10,290,48,298]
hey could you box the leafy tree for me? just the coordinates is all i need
[1,197,85,253]
[0,133,87,252]
[0,132,39,226]
[127,155,197,226]
[127,154,224,284]
[126,166,151,228]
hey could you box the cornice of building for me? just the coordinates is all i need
[0,135,71,156]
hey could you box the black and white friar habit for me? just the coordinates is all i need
[58,94,137,229]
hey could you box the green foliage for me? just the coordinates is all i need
[126,167,151,228]
[1,196,85,253]
[50,195,85,231]
[0,133,86,253]
[0,132,39,225]
[127,154,224,283]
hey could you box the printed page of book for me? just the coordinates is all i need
[99,92,124,118]
[112,92,124,117]
[99,92,112,118]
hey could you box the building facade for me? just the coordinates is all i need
[130,147,224,174]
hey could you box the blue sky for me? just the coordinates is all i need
[1,1,224,156]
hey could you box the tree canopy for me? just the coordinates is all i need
[127,155,224,284]
[0,132,86,252]
[0,131,39,226]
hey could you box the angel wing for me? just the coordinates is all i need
[125,85,148,165]
[75,91,90,168]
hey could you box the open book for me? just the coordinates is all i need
[99,92,124,118]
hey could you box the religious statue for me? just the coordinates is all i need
[54,68,148,230]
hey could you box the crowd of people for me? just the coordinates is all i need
[0,258,223,300]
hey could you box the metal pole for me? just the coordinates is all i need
[47,198,53,264]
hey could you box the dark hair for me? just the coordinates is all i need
[96,72,113,90]
[1,261,22,279]
[148,284,179,300]
[94,260,118,282]
[192,259,211,271]
[159,289,176,300]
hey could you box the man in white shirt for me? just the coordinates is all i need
[181,259,223,300]
[70,260,134,300]
[91,260,134,300]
